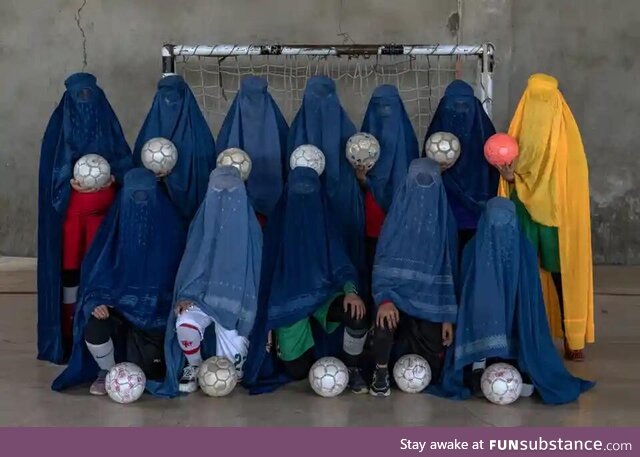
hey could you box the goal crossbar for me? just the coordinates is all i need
[161,42,495,137]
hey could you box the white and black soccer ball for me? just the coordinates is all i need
[481,362,523,406]
[346,132,380,170]
[216,148,252,181]
[393,354,432,393]
[290,144,325,176]
[105,362,146,404]
[73,154,111,189]
[308,356,349,398]
[424,132,461,168]
[141,137,179,176]
[198,356,238,397]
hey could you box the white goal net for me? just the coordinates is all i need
[162,44,494,141]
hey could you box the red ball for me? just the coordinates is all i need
[484,133,519,166]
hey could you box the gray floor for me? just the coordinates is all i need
[1,261,639,426]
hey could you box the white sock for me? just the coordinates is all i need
[86,339,115,371]
[177,324,203,367]
[343,327,367,356]
[472,359,487,371]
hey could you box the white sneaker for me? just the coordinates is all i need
[521,383,535,397]
[179,365,199,393]
[89,370,108,396]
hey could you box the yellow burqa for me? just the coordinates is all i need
[499,73,594,350]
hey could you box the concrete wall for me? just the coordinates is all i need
[509,0,640,263]
[0,0,637,263]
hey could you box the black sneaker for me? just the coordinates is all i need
[348,367,368,394]
[472,369,484,398]
[179,365,199,393]
[370,367,390,397]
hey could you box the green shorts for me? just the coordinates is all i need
[275,293,342,362]
[512,191,561,273]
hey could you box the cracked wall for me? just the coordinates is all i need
[0,0,637,263]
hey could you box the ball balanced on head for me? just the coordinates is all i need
[424,132,461,169]
[216,148,252,181]
[141,137,179,177]
[290,144,326,176]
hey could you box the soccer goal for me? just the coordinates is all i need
[161,43,494,140]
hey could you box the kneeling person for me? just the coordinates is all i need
[52,168,187,395]
[265,165,369,393]
[370,158,458,397]
[171,166,263,394]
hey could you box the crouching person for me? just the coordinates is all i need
[52,168,187,394]
[369,158,458,397]
[148,167,262,397]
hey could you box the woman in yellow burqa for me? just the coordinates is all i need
[498,73,594,360]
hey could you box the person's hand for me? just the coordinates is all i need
[376,302,399,330]
[70,178,98,193]
[355,165,368,184]
[92,305,110,320]
[174,300,193,316]
[101,175,115,189]
[343,293,366,320]
[155,171,169,179]
[442,322,454,347]
[439,162,450,173]
[497,159,517,183]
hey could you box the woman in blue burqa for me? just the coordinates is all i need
[287,76,365,285]
[134,74,216,221]
[243,163,370,394]
[38,72,133,363]
[368,158,458,397]
[430,197,594,405]
[52,168,186,396]
[425,80,498,249]
[358,84,419,302]
[217,76,289,225]
[147,166,263,397]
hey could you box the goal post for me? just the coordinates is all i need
[161,43,494,140]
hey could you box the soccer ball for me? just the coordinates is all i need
[481,362,523,406]
[198,356,238,397]
[425,132,461,168]
[73,154,111,189]
[105,362,146,404]
[346,132,380,170]
[484,133,519,166]
[308,357,349,398]
[290,144,325,176]
[393,354,432,393]
[141,137,178,176]
[216,148,252,181]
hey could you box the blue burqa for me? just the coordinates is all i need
[372,158,458,322]
[148,166,263,398]
[134,75,216,220]
[431,197,594,404]
[217,76,289,217]
[38,72,133,363]
[361,84,419,212]
[243,166,358,393]
[424,80,498,230]
[287,76,365,282]
[52,168,187,391]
